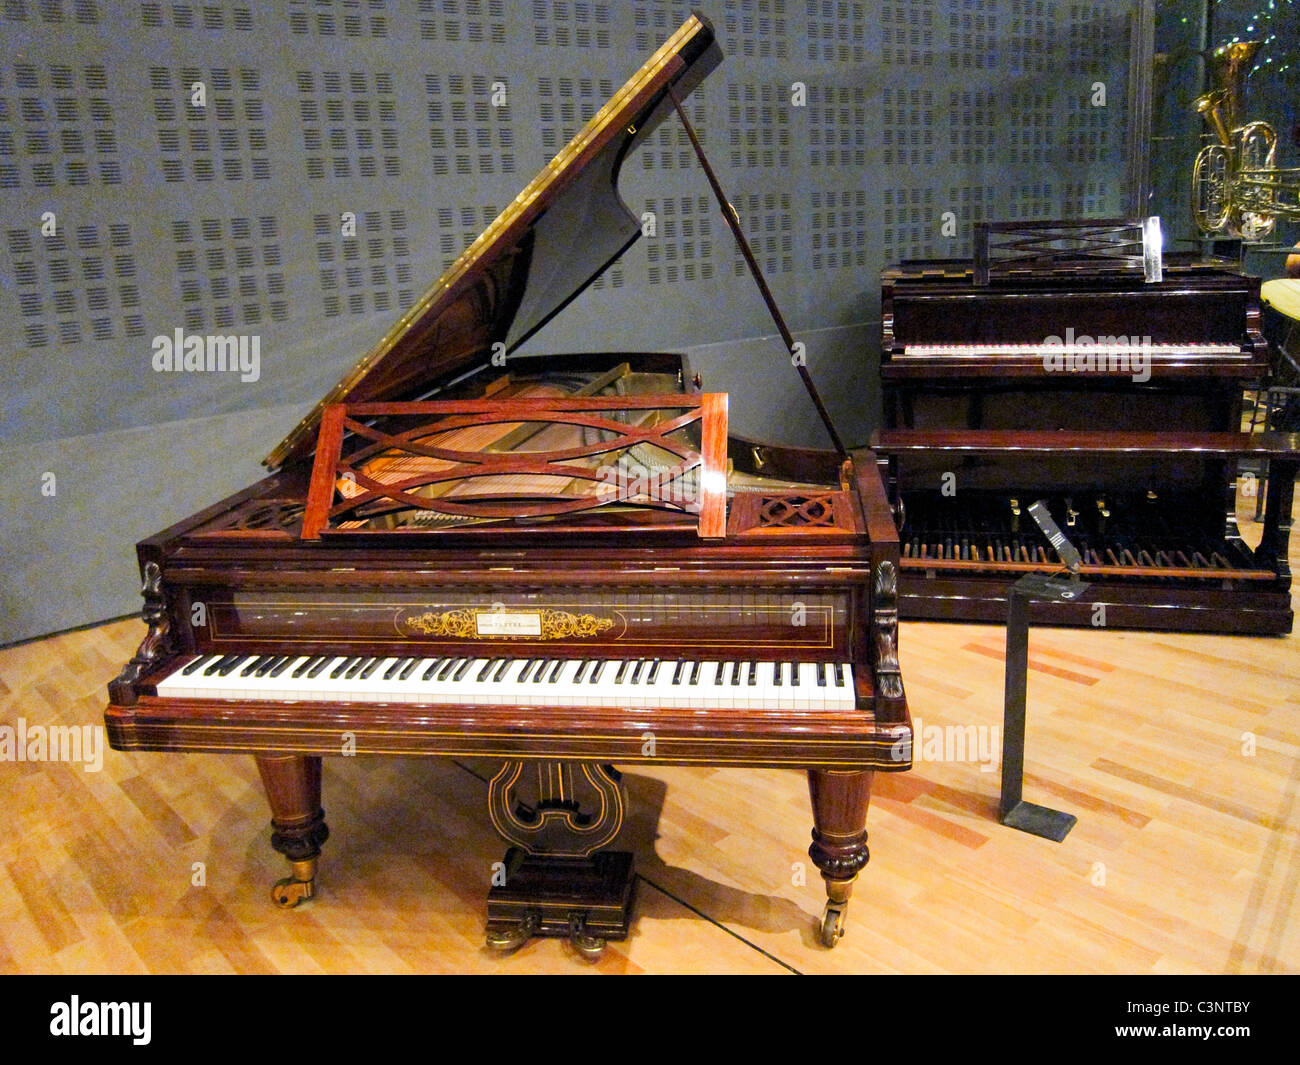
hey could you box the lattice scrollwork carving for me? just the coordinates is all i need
[758,494,837,528]
[235,501,306,532]
[302,395,729,539]
[197,499,306,536]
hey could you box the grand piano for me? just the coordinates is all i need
[104,13,911,956]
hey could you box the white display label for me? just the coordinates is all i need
[475,611,543,637]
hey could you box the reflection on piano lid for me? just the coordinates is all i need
[106,11,911,953]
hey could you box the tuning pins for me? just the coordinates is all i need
[1009,497,1021,533]
[1096,497,1109,535]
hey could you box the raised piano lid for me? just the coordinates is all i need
[264,12,720,471]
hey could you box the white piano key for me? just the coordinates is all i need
[827,662,856,711]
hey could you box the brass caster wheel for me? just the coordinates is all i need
[486,912,538,953]
[569,915,606,961]
[271,858,318,908]
[272,877,314,908]
[820,902,847,948]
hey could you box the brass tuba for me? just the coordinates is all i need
[1194,40,1261,143]
[1192,41,1278,239]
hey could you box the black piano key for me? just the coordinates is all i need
[713,662,725,685]
[492,659,512,682]
[647,659,662,683]
[614,660,631,684]
[816,662,827,687]
[516,659,536,682]
[548,660,564,683]
[331,656,359,679]
[729,661,742,686]
[437,658,460,681]
[383,657,411,681]
[255,655,285,678]
[422,658,447,682]
[182,655,213,676]
[291,656,321,679]
[589,661,606,684]
[689,661,701,686]
[834,663,846,687]
[241,655,271,677]
[267,656,294,678]
[572,660,589,684]
[257,655,286,677]
[306,656,334,679]
[217,655,250,677]
[344,657,371,680]
[790,662,799,687]
[452,658,473,682]
[672,661,685,685]
[747,662,757,686]
[630,659,646,684]
[396,658,420,681]
[533,660,550,683]
[476,659,499,683]
[773,661,782,686]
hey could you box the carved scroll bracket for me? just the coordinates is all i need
[872,559,905,702]
[107,560,174,706]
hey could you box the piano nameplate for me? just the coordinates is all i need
[404,608,614,640]
[474,611,543,637]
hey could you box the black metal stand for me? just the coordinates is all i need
[1000,572,1086,841]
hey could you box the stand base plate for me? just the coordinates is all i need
[1000,801,1077,842]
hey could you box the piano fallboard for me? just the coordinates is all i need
[158,563,865,660]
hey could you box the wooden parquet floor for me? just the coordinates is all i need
[2,499,1297,974]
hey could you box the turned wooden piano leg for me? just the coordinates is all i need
[255,754,330,908]
[807,768,873,948]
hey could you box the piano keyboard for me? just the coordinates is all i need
[901,342,1243,358]
[156,654,857,711]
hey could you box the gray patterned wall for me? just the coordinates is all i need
[0,0,1139,643]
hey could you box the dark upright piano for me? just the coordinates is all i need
[105,13,911,956]
[875,243,1300,634]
